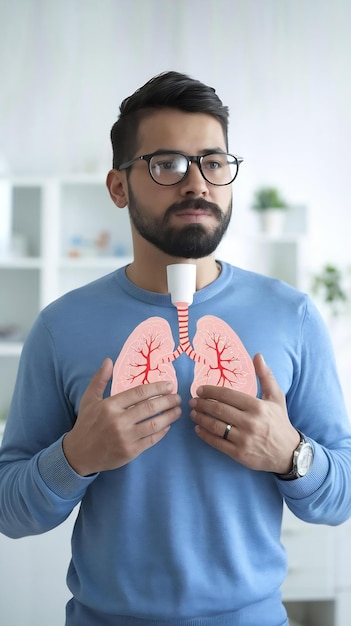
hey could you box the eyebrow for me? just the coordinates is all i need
[199,148,227,155]
[154,147,227,155]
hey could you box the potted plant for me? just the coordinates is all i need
[251,186,288,235]
[311,264,349,317]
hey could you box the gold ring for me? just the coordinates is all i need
[223,424,232,440]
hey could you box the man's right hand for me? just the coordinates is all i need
[63,358,182,476]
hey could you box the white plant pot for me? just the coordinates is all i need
[259,209,286,236]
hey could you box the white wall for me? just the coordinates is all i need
[1,3,351,622]
[0,0,350,271]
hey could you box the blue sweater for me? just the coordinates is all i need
[1,262,351,626]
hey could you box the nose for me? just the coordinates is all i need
[179,162,210,197]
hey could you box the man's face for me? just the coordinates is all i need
[125,109,233,259]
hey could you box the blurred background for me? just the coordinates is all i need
[1,0,350,269]
[0,1,351,625]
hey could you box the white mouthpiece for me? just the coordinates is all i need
[167,264,196,305]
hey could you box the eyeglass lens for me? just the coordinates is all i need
[149,153,237,186]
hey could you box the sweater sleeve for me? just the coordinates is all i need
[0,315,97,538]
[275,298,351,525]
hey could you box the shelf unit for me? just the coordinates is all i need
[0,175,132,423]
[218,204,309,291]
[282,506,351,626]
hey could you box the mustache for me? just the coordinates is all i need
[163,198,223,222]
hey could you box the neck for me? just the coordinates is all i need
[126,239,221,294]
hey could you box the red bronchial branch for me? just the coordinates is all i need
[128,333,165,384]
[204,333,244,387]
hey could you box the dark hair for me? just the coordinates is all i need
[110,71,229,169]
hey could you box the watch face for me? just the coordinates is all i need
[296,443,314,476]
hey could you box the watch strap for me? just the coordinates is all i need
[277,430,308,481]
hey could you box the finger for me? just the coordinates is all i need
[116,379,176,410]
[190,399,239,429]
[194,423,238,453]
[136,404,182,441]
[135,425,173,452]
[190,387,253,427]
[131,391,182,425]
[253,353,284,403]
[190,407,232,440]
[81,358,114,405]
[195,384,257,412]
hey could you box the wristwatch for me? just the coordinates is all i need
[278,430,314,480]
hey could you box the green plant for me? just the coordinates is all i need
[312,264,349,316]
[252,187,287,211]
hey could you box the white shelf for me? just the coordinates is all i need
[6,173,108,185]
[251,232,306,243]
[0,257,43,269]
[0,342,23,357]
[59,255,132,269]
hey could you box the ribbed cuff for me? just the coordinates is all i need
[37,435,98,500]
[275,439,329,498]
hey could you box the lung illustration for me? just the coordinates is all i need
[191,315,257,398]
[111,306,257,398]
[110,317,178,395]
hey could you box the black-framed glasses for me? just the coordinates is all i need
[118,151,243,186]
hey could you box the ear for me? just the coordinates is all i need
[106,169,129,208]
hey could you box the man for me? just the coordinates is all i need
[0,71,350,626]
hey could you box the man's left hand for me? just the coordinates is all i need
[189,353,300,474]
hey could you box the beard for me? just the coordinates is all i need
[127,184,232,259]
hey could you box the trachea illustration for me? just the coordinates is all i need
[164,264,205,363]
[111,264,257,398]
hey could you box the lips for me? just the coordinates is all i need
[175,208,214,216]
[173,209,217,224]
[168,198,220,213]
[177,199,217,211]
